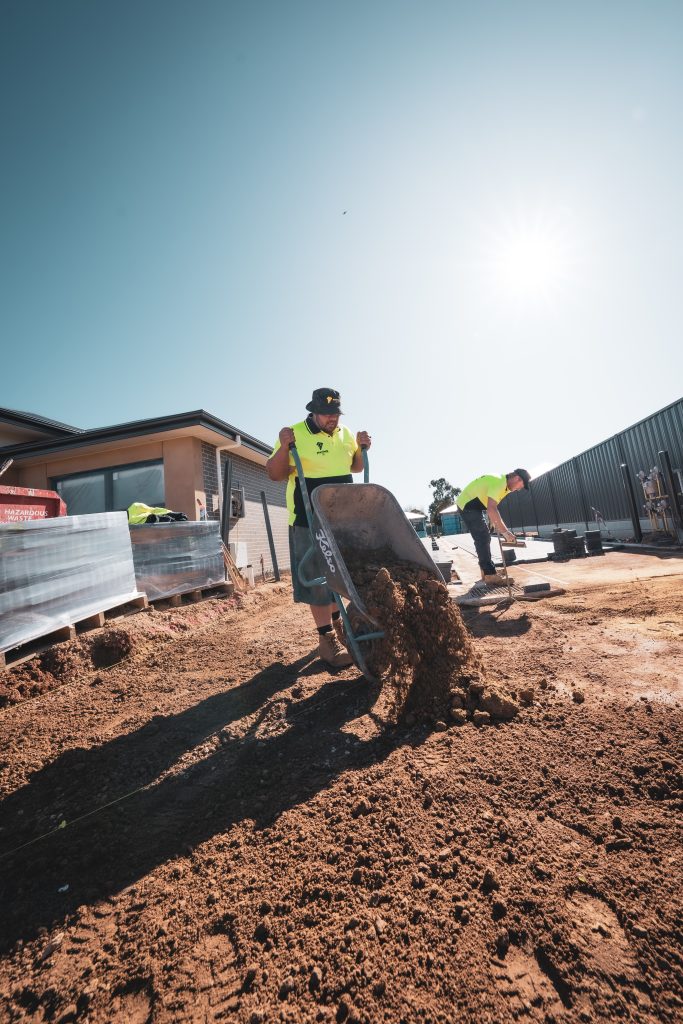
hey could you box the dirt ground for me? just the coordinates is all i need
[0,567,682,1024]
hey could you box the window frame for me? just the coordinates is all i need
[51,458,165,515]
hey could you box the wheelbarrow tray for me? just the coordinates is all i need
[310,482,443,624]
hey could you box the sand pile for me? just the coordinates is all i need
[342,547,518,725]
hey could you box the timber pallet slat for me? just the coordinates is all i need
[151,581,234,608]
[0,593,149,671]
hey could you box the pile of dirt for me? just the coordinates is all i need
[0,643,87,709]
[0,574,682,1023]
[87,627,134,668]
[342,548,518,724]
[0,628,136,709]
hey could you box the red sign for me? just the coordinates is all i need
[0,485,67,522]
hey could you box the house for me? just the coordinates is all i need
[439,503,465,535]
[0,407,289,574]
[405,508,428,537]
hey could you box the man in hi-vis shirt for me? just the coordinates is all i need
[456,469,531,586]
[267,388,371,668]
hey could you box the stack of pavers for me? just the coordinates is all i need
[584,530,605,556]
[0,512,142,657]
[549,528,604,561]
[549,529,585,561]
[129,521,225,601]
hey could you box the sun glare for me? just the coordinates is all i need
[479,207,579,307]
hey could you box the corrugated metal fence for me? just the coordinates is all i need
[503,398,683,537]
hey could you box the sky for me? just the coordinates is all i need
[2,0,682,511]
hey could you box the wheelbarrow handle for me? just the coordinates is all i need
[360,445,369,483]
[288,443,315,531]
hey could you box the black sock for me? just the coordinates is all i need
[317,624,333,635]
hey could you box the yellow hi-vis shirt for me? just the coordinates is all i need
[271,417,359,526]
[456,474,509,511]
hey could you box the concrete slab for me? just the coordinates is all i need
[423,535,683,595]
[431,533,554,564]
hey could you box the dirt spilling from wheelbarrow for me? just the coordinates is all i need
[341,547,518,724]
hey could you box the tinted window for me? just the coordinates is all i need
[55,472,106,515]
[53,461,164,515]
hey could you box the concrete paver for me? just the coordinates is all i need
[421,533,683,594]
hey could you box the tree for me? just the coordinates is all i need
[428,478,461,527]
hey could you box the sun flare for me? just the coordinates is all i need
[480,207,579,307]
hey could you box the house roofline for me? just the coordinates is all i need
[0,410,273,461]
[0,407,82,436]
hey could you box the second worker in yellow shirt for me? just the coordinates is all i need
[456,470,531,586]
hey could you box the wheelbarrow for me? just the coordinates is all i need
[289,444,444,681]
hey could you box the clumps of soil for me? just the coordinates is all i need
[0,627,135,709]
[87,628,134,669]
[342,547,519,725]
[39,644,83,679]
[0,644,87,708]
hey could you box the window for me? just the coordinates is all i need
[53,460,164,516]
[112,463,165,511]
[54,472,107,516]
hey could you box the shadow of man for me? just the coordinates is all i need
[463,607,532,639]
[0,657,403,953]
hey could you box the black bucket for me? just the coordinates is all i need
[433,560,453,584]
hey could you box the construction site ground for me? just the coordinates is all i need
[0,551,682,1024]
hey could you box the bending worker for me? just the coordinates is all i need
[456,469,531,586]
[267,388,372,668]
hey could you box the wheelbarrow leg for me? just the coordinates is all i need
[333,594,384,683]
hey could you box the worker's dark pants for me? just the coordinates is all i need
[461,508,496,576]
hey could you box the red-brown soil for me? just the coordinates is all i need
[342,552,492,722]
[0,574,681,1023]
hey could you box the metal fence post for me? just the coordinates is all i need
[260,491,280,581]
[220,457,233,547]
[658,449,683,531]
[620,462,643,542]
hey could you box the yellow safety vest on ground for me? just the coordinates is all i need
[127,503,174,525]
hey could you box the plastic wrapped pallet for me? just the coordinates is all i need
[0,512,142,654]
[129,521,225,601]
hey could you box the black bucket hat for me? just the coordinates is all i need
[512,468,531,489]
[306,388,344,415]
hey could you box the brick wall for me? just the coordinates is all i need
[201,443,290,574]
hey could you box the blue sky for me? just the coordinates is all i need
[2,0,681,509]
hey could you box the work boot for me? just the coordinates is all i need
[318,630,353,668]
[483,572,514,587]
[333,616,346,645]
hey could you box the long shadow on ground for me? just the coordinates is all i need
[0,657,411,953]
[461,607,532,639]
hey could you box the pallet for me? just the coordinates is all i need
[0,594,149,671]
[454,581,565,607]
[151,581,234,607]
